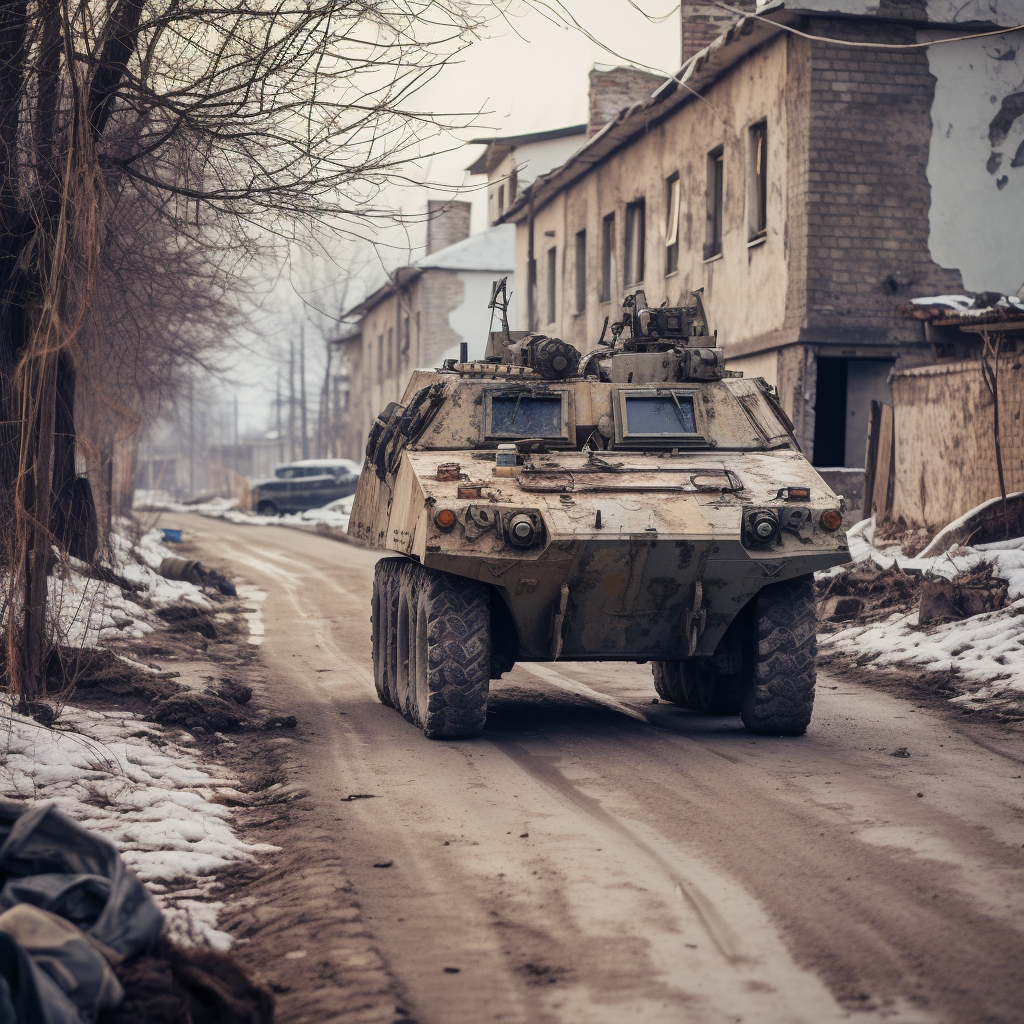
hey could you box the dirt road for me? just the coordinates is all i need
[182,514,1024,1024]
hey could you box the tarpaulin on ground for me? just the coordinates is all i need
[0,798,163,1023]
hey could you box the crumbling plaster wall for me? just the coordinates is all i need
[761,0,1023,24]
[890,354,1024,528]
[925,29,1024,295]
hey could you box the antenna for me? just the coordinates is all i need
[488,277,512,343]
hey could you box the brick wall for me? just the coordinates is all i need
[804,19,963,343]
[587,67,666,137]
[426,200,471,255]
[890,354,1024,529]
[680,1,754,64]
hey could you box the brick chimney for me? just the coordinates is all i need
[587,66,667,137]
[680,1,755,64]
[426,199,471,255]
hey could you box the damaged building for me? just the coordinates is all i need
[499,0,1024,511]
[336,201,515,460]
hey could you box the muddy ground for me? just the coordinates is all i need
[123,513,1024,1024]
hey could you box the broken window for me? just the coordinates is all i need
[749,122,767,240]
[665,173,680,275]
[705,146,724,259]
[575,230,587,313]
[497,183,505,215]
[600,213,615,302]
[546,246,557,325]
[624,199,646,285]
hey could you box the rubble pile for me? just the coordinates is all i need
[817,560,1009,627]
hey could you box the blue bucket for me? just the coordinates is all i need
[162,528,183,543]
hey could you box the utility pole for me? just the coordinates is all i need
[300,323,309,460]
[275,370,284,463]
[188,382,195,498]
[288,339,296,461]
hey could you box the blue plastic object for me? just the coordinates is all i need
[161,528,183,543]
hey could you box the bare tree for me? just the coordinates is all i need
[0,0,504,703]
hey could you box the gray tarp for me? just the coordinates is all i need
[0,798,163,1023]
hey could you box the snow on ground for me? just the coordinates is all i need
[48,522,211,650]
[0,698,277,950]
[1,522,273,950]
[821,518,1024,709]
[135,491,354,533]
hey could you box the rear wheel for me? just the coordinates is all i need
[652,660,741,714]
[740,575,818,736]
[403,565,490,739]
[371,558,406,709]
[256,500,278,516]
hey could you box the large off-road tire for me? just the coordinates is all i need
[399,564,490,739]
[371,558,407,709]
[740,575,818,736]
[652,660,741,714]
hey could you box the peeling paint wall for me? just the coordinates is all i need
[925,29,1024,295]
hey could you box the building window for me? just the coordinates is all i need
[377,334,383,378]
[600,213,615,302]
[546,246,557,325]
[624,199,645,285]
[705,146,724,259]
[509,167,518,202]
[575,230,586,313]
[497,183,505,215]
[749,122,767,239]
[665,173,680,275]
[386,327,393,374]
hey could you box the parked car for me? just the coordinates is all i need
[252,459,361,515]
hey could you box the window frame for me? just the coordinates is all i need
[665,173,680,275]
[482,387,574,445]
[624,199,646,285]
[600,213,615,302]
[748,121,768,241]
[613,387,708,448]
[574,229,587,313]
[546,246,558,326]
[705,146,724,260]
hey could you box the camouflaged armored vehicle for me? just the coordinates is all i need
[349,285,850,739]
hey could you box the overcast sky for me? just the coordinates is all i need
[229,0,684,435]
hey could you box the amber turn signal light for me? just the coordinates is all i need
[777,486,810,501]
[434,508,457,530]
[819,509,843,532]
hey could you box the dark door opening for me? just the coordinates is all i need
[812,357,848,467]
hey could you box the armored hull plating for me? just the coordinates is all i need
[350,290,850,739]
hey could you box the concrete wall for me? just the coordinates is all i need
[890,354,1024,529]
[925,30,1024,295]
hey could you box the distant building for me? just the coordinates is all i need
[499,0,1024,509]
[336,201,515,460]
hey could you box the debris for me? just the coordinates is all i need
[820,595,863,622]
[891,748,910,758]
[373,861,393,869]
[262,716,297,730]
[214,679,253,705]
[151,693,244,733]
[918,563,1008,624]
[443,967,461,974]
[157,605,219,640]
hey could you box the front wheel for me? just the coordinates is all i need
[740,575,818,736]
[255,500,279,516]
[405,565,490,739]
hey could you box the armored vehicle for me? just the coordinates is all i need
[349,285,850,739]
